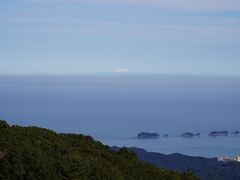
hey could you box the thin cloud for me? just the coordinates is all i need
[112,68,131,73]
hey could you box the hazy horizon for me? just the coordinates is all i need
[1,75,240,157]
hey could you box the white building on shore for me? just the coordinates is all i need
[218,155,240,162]
[236,155,240,162]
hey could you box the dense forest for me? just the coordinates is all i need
[0,120,197,180]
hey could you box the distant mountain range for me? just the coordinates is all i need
[112,146,240,180]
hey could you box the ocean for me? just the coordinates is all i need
[0,75,240,157]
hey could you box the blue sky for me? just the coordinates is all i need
[0,0,240,76]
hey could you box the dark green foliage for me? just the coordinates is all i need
[0,120,10,128]
[0,120,198,180]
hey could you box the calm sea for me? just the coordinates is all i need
[1,75,240,157]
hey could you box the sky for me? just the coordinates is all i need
[0,0,240,76]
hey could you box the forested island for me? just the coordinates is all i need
[137,132,160,139]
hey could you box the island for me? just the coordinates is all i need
[137,132,160,139]
[163,134,168,138]
[181,132,200,138]
[208,131,228,136]
[233,131,240,135]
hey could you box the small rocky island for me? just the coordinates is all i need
[233,131,240,135]
[137,132,160,139]
[181,132,200,138]
[208,131,228,136]
[163,134,168,138]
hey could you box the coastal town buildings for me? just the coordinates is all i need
[218,155,240,162]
